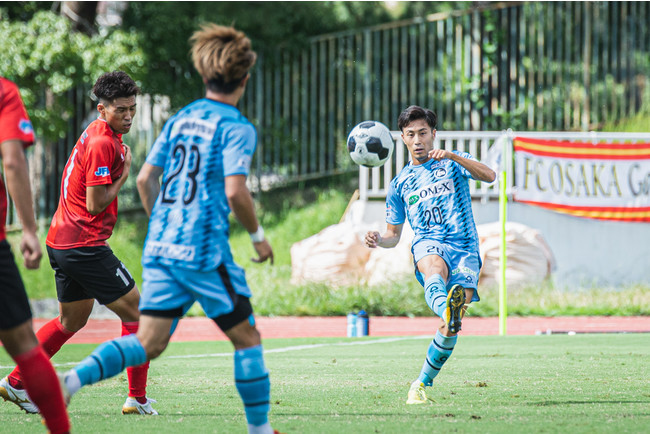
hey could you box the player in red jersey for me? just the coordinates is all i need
[0,71,157,415]
[0,77,71,433]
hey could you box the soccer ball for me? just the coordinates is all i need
[347,120,394,167]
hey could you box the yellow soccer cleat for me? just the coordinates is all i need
[445,284,466,334]
[406,381,430,405]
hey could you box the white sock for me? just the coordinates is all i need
[64,370,81,396]
[248,421,273,434]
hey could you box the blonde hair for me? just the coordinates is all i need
[190,24,257,93]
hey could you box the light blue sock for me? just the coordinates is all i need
[234,345,270,427]
[424,275,447,318]
[72,334,146,388]
[417,330,457,386]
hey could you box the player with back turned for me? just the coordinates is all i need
[0,71,156,415]
[365,105,495,404]
[60,24,280,434]
[0,76,70,433]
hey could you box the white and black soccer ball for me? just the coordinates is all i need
[347,121,394,168]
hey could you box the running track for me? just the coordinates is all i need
[30,316,650,344]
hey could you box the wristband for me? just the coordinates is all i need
[249,225,265,243]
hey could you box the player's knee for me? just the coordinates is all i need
[61,315,89,332]
[230,326,261,350]
[144,340,167,360]
[138,333,169,360]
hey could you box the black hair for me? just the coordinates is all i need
[206,74,246,95]
[92,71,140,104]
[397,105,437,131]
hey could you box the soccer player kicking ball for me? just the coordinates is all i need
[364,105,495,404]
[60,24,280,434]
[0,77,71,433]
[0,71,156,415]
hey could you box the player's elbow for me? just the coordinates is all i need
[485,169,497,183]
[136,170,148,191]
[86,200,104,215]
[2,153,26,174]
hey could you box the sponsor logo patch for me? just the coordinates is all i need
[19,119,33,135]
[408,180,455,207]
[451,266,478,278]
[433,167,447,178]
[145,241,196,261]
[94,166,110,177]
[237,155,252,170]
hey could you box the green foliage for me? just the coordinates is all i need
[13,180,650,317]
[0,1,53,21]
[118,2,398,108]
[0,9,144,141]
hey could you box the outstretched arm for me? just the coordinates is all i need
[429,149,496,183]
[365,223,403,249]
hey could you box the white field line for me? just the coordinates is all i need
[0,336,432,370]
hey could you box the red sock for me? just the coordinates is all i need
[13,345,70,434]
[122,321,150,399]
[8,317,75,389]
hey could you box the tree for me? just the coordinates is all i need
[60,1,98,35]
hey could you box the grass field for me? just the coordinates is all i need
[1,334,649,433]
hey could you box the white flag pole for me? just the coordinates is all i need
[498,132,510,336]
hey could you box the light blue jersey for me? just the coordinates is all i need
[386,151,483,294]
[142,99,256,271]
[386,151,480,253]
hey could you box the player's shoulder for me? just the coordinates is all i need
[389,163,415,190]
[83,120,117,149]
[0,77,19,97]
[393,163,416,181]
[0,78,25,112]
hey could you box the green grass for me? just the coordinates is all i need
[7,176,650,317]
[600,110,650,132]
[1,335,649,433]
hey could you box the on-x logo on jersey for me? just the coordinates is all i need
[407,180,455,207]
[94,166,110,177]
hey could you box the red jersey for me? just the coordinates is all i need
[0,77,35,242]
[46,118,126,249]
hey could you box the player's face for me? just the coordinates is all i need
[401,119,435,164]
[98,96,137,135]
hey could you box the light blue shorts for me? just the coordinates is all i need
[412,238,481,302]
[139,260,253,319]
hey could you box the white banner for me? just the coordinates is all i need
[513,137,650,221]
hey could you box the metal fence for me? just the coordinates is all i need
[7,1,650,227]
[240,1,650,192]
[359,130,650,203]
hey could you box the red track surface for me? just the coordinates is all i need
[30,316,650,344]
